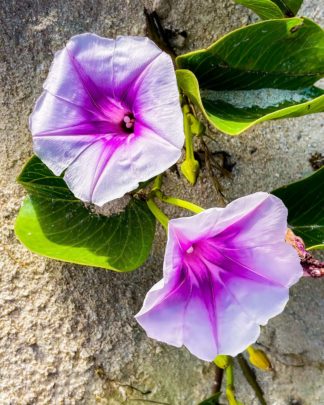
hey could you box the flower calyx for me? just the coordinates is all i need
[214,355,232,369]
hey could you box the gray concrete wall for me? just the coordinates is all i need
[0,0,323,403]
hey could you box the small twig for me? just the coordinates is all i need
[119,383,151,396]
[237,354,267,405]
[200,137,227,207]
[129,399,171,405]
[95,367,152,398]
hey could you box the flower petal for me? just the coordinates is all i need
[199,246,299,327]
[44,33,116,114]
[217,265,289,326]
[136,256,260,360]
[168,193,288,247]
[113,36,162,100]
[125,51,184,150]
[203,239,302,289]
[213,193,288,248]
[63,127,181,206]
[136,269,220,360]
[135,274,191,348]
[31,91,122,176]
[63,135,125,203]
[212,275,260,357]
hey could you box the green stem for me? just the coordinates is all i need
[155,191,204,214]
[183,105,195,160]
[152,174,164,193]
[225,363,243,405]
[225,364,235,405]
[237,354,267,405]
[146,198,169,230]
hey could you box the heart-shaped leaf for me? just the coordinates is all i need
[272,167,324,250]
[234,0,285,20]
[176,18,324,135]
[15,156,156,271]
[234,0,303,19]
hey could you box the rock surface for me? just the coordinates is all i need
[0,0,323,404]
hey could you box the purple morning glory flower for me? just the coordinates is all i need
[30,34,184,206]
[136,193,302,361]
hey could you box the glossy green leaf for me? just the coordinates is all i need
[234,0,303,19]
[272,167,324,250]
[15,156,156,271]
[198,392,221,405]
[272,0,303,16]
[17,155,77,201]
[176,18,324,135]
[234,0,284,20]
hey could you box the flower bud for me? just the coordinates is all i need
[181,158,200,185]
[247,346,272,371]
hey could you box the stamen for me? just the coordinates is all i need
[186,246,194,254]
[121,112,135,133]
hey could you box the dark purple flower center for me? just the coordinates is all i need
[121,112,135,134]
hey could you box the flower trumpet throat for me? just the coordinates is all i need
[247,346,272,371]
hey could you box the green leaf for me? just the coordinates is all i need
[198,392,222,404]
[17,155,77,201]
[272,0,303,16]
[272,167,324,250]
[176,18,324,135]
[15,156,156,271]
[234,0,284,20]
[234,0,303,19]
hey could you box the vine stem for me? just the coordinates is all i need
[237,354,267,405]
[155,191,204,214]
[183,105,195,160]
[151,174,205,214]
[200,137,227,207]
[146,198,169,230]
[152,174,164,193]
[225,363,238,405]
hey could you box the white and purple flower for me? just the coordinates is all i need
[30,34,184,206]
[136,192,303,361]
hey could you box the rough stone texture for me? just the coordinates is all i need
[0,0,323,404]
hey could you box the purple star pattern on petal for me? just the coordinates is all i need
[135,193,303,361]
[30,34,184,206]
